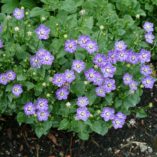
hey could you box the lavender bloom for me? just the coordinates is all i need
[0,73,8,85]
[52,73,66,87]
[142,76,156,89]
[93,72,104,86]
[64,39,77,53]
[13,8,24,20]
[115,41,127,51]
[93,53,107,67]
[127,51,139,64]
[115,112,127,121]
[56,87,69,100]
[140,65,152,76]
[143,22,154,33]
[78,35,90,48]
[107,50,117,64]
[112,116,125,129]
[101,107,115,121]
[103,78,116,93]
[12,84,23,97]
[24,102,35,116]
[77,96,89,107]
[0,39,3,48]
[145,33,155,44]
[36,49,54,65]
[96,86,106,97]
[123,73,133,85]
[129,80,138,92]
[35,24,50,40]
[37,110,49,121]
[64,69,75,83]
[117,50,128,62]
[139,49,151,64]
[84,68,97,82]
[36,98,48,111]
[6,70,16,81]
[72,60,85,73]
[85,40,98,54]
[76,107,90,121]
[30,55,42,68]
[100,63,116,78]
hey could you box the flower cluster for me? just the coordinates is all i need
[101,107,126,129]
[30,48,54,68]
[143,22,155,44]
[65,35,98,54]
[24,98,49,121]
[76,96,90,121]
[0,70,16,85]
[52,69,76,100]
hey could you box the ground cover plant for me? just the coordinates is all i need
[0,0,156,141]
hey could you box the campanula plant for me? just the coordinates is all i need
[0,4,156,140]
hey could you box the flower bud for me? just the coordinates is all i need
[149,102,153,108]
[25,12,29,15]
[27,31,32,36]
[97,110,101,114]
[42,82,47,87]
[80,9,86,16]
[99,25,104,30]
[84,81,89,85]
[14,27,20,31]
[66,102,71,107]
[46,93,51,98]
[41,16,46,21]
[136,14,140,19]
[64,34,68,39]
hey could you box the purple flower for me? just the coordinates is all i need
[101,107,115,121]
[100,63,116,78]
[140,65,152,76]
[30,55,42,68]
[96,86,106,97]
[142,76,155,89]
[6,70,16,81]
[112,116,125,129]
[123,73,133,85]
[36,49,54,65]
[127,51,139,64]
[76,107,90,121]
[72,60,85,73]
[139,49,151,64]
[115,112,127,121]
[12,84,23,97]
[77,96,89,107]
[85,40,98,54]
[129,80,138,92]
[56,87,69,100]
[35,24,50,40]
[52,73,66,87]
[117,50,128,62]
[115,40,127,51]
[37,110,49,121]
[0,73,8,85]
[93,53,107,67]
[64,69,75,83]
[64,39,77,53]
[24,102,35,116]
[143,22,154,33]
[93,72,104,86]
[13,8,24,20]
[0,39,3,48]
[145,33,155,44]
[36,98,48,111]
[78,35,90,48]
[103,78,116,93]
[107,50,117,64]
[84,68,97,82]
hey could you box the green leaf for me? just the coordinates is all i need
[30,7,49,17]
[25,82,34,90]
[20,0,37,9]
[17,112,26,124]
[136,109,147,118]
[58,119,69,130]
[83,17,94,29]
